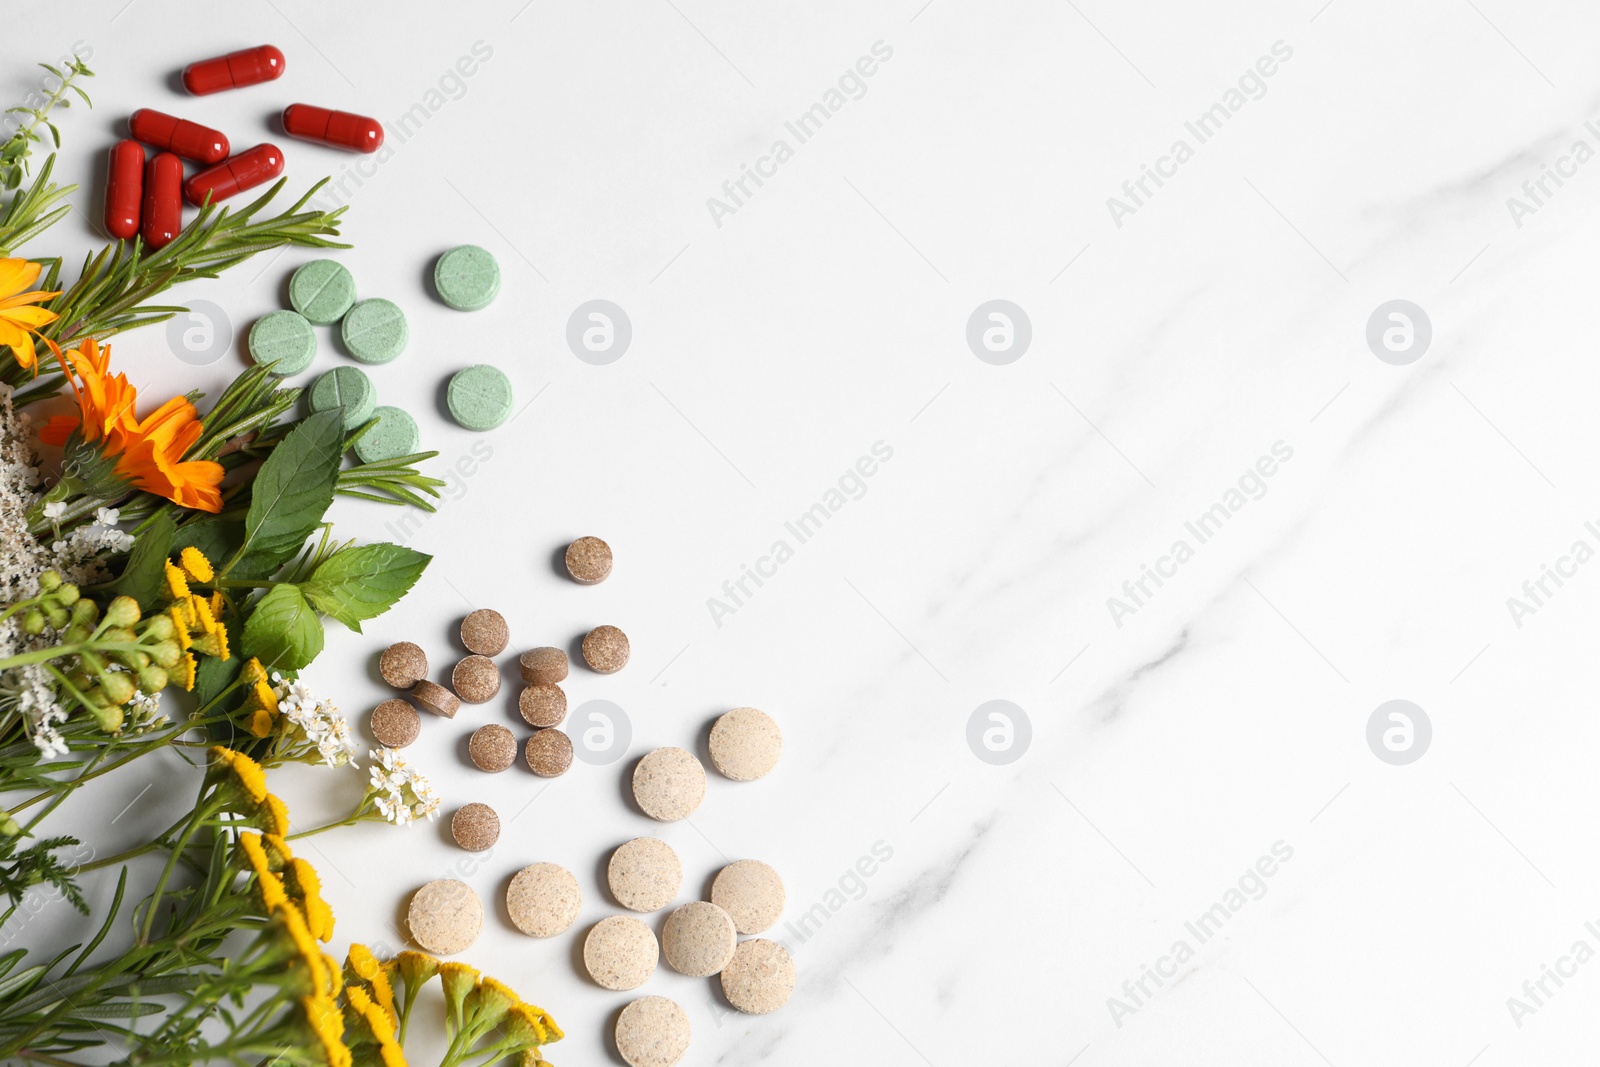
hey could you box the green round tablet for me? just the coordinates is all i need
[289,259,356,325]
[247,310,316,374]
[308,366,376,431]
[355,406,420,463]
[341,298,408,364]
[446,364,514,430]
[434,245,501,311]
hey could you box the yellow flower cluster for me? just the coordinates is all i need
[160,547,232,689]
[240,657,280,739]
[209,747,289,836]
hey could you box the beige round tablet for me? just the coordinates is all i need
[608,837,683,912]
[708,707,781,781]
[632,748,705,821]
[519,646,568,685]
[468,724,517,772]
[615,996,689,1067]
[662,901,736,977]
[460,608,509,656]
[525,728,573,777]
[369,698,420,748]
[584,916,658,991]
[565,536,613,584]
[720,939,795,1014]
[451,655,501,704]
[411,679,460,719]
[379,641,428,689]
[518,683,567,728]
[407,879,482,955]
[710,860,785,934]
[582,625,630,673]
[451,802,500,851]
[506,862,581,937]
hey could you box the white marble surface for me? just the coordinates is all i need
[11,1,1600,1063]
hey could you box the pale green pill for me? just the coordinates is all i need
[341,298,408,364]
[247,310,316,374]
[355,406,420,463]
[434,245,501,311]
[289,259,356,325]
[308,366,375,431]
[447,364,514,430]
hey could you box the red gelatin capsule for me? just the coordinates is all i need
[104,140,144,240]
[141,152,183,250]
[181,45,286,95]
[282,104,384,154]
[184,144,284,206]
[128,108,229,164]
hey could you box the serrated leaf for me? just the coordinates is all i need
[109,511,175,610]
[192,648,241,709]
[231,410,343,575]
[303,543,430,632]
[240,584,323,671]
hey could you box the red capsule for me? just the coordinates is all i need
[104,140,144,240]
[141,152,183,249]
[181,45,286,95]
[128,108,229,164]
[184,144,284,206]
[282,104,384,153]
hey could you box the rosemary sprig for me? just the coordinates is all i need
[0,59,93,255]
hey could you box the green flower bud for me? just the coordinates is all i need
[62,623,91,644]
[90,701,124,733]
[45,606,69,630]
[55,583,79,607]
[22,608,44,635]
[0,814,19,837]
[104,596,140,628]
[39,570,61,592]
[99,671,136,706]
[138,665,168,693]
[149,641,182,668]
[141,614,175,641]
[102,627,136,646]
[79,650,107,675]
[71,599,98,625]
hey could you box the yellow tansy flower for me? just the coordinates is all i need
[178,545,214,583]
[300,995,352,1067]
[257,793,290,836]
[191,623,229,661]
[247,707,274,738]
[163,560,190,600]
[346,944,397,1025]
[284,857,335,942]
[262,832,293,869]
[168,606,192,650]
[242,656,268,685]
[272,901,329,993]
[189,594,217,635]
[210,590,226,619]
[211,747,268,805]
[175,652,197,691]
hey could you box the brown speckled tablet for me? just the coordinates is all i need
[451,802,500,851]
[584,916,658,991]
[565,536,613,584]
[468,724,518,772]
[524,728,573,777]
[720,939,795,1014]
[451,655,501,703]
[608,838,682,913]
[460,608,509,656]
[632,748,705,821]
[710,860,785,934]
[379,641,428,689]
[411,679,460,719]
[506,862,581,937]
[407,879,482,955]
[615,996,689,1067]
[518,683,567,728]
[707,707,782,781]
[581,625,630,673]
[369,698,420,748]
[661,901,736,977]
[519,646,568,685]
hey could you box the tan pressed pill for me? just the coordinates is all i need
[720,939,795,1014]
[708,707,782,781]
[518,646,568,685]
[524,728,573,777]
[468,724,517,772]
[565,536,613,584]
[607,837,682,912]
[369,698,420,748]
[518,683,567,728]
[661,901,736,977]
[584,915,658,991]
[451,802,500,851]
[459,608,509,656]
[407,878,482,955]
[710,860,785,935]
[379,641,428,689]
[451,655,501,703]
[615,995,690,1067]
[506,862,581,937]
[411,679,460,719]
[581,625,629,673]
[632,747,705,821]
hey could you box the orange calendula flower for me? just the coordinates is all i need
[41,337,225,513]
[0,258,61,373]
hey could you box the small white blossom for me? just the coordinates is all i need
[95,507,120,526]
[41,501,65,520]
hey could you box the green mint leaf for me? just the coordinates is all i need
[303,543,430,633]
[231,409,344,575]
[240,584,324,671]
